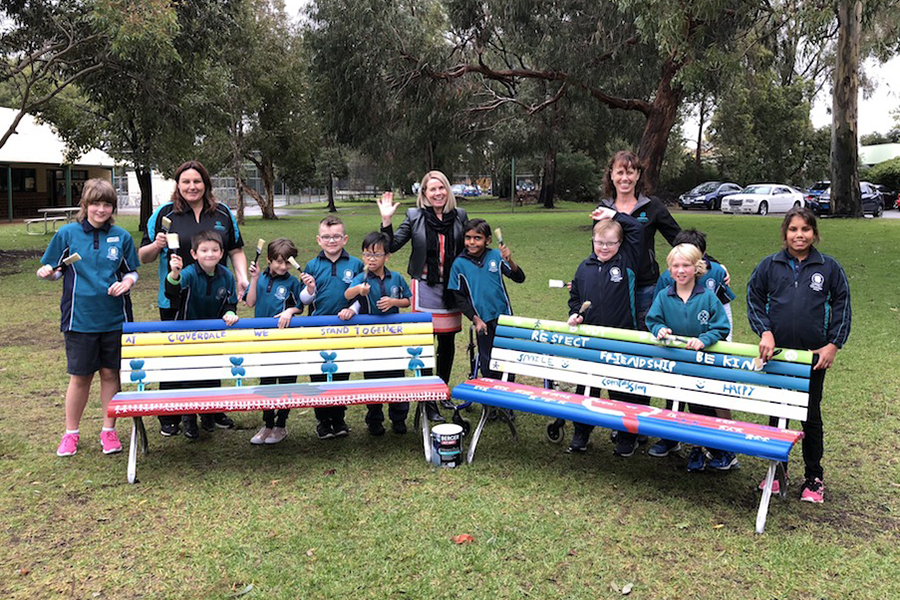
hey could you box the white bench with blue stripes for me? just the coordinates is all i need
[108,313,449,483]
[451,315,813,533]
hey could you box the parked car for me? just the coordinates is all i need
[462,184,482,197]
[721,184,805,215]
[803,181,830,205]
[678,181,742,211]
[450,184,466,196]
[872,183,897,209]
[807,182,883,217]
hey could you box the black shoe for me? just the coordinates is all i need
[213,413,235,429]
[391,420,408,435]
[160,422,181,437]
[424,402,445,423]
[200,414,216,432]
[332,420,350,437]
[440,399,456,410]
[182,416,199,440]
[316,420,335,440]
[367,421,386,436]
[613,436,638,457]
[567,430,590,453]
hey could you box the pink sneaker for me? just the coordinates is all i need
[758,477,781,494]
[800,478,824,503]
[100,430,122,454]
[57,433,80,457]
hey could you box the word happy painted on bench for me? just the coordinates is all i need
[529,329,590,348]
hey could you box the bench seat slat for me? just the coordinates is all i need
[491,358,808,421]
[123,313,434,334]
[122,333,436,359]
[121,356,436,385]
[453,379,803,462]
[110,376,449,418]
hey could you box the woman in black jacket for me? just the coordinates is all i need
[378,171,468,421]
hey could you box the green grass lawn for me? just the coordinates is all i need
[1,204,899,599]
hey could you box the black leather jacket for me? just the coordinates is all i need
[381,207,468,280]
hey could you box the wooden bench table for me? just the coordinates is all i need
[109,313,449,483]
[451,315,813,533]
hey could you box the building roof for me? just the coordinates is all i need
[0,107,115,167]
[859,143,900,167]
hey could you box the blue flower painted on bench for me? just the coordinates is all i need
[129,359,146,391]
[320,351,338,382]
[406,347,424,377]
[230,356,246,386]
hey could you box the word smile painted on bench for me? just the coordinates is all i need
[529,330,590,347]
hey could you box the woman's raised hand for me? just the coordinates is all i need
[377,191,399,225]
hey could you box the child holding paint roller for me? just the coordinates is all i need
[245,238,316,444]
[447,219,525,383]
[566,206,645,456]
[645,243,731,472]
[746,207,850,503]
[37,179,140,457]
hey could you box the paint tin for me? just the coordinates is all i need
[430,423,464,468]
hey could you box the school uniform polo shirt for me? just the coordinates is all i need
[447,248,524,323]
[348,267,411,316]
[656,258,736,305]
[42,219,140,332]
[165,263,237,320]
[253,270,305,318]
[304,250,364,316]
[142,202,244,309]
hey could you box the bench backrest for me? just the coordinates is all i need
[489,315,812,424]
[120,314,436,388]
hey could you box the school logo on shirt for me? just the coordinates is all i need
[609,267,623,283]
[809,273,825,292]
[216,287,228,300]
[275,285,287,301]
[214,221,226,232]
[697,310,710,325]
[342,269,354,283]
[706,279,716,291]
[106,246,119,261]
[637,212,649,224]
[390,285,399,297]
[488,259,499,273]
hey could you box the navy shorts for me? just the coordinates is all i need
[64,331,122,375]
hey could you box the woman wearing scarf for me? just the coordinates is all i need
[377,171,468,422]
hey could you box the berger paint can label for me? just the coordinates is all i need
[430,423,464,468]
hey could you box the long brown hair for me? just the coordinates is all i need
[171,160,218,215]
[76,178,117,224]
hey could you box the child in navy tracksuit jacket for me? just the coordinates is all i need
[245,238,316,445]
[566,207,645,457]
[447,219,525,381]
[646,243,731,472]
[746,207,850,504]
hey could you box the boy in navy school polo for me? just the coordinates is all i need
[142,202,243,311]
[303,217,364,439]
[344,232,412,434]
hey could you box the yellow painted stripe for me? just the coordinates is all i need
[122,333,436,359]
[122,322,434,346]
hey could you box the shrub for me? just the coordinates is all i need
[555,151,602,202]
[866,157,900,191]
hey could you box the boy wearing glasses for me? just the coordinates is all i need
[566,207,647,456]
[345,232,412,435]
[304,216,364,439]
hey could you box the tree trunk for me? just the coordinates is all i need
[260,158,277,220]
[137,168,153,232]
[637,57,683,195]
[326,176,337,212]
[539,148,556,208]
[424,140,435,172]
[694,96,707,184]
[234,167,245,226]
[233,121,245,224]
[830,0,863,217]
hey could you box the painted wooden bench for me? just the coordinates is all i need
[451,315,812,533]
[25,215,66,235]
[108,313,449,483]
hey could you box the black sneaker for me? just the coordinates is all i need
[367,421,386,436]
[182,416,199,440]
[332,420,350,437]
[613,436,638,457]
[316,420,335,440]
[200,414,216,432]
[567,430,590,453]
[212,413,235,429]
[391,420,408,435]
[160,422,181,437]
[424,402,445,423]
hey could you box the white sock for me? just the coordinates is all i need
[101,427,116,432]
[66,429,79,435]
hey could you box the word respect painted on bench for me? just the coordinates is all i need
[529,329,589,347]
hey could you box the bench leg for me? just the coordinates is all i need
[465,405,490,464]
[755,460,779,534]
[419,404,433,464]
[495,408,518,441]
[127,419,140,484]
[135,416,149,455]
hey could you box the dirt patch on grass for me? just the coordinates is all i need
[0,249,42,277]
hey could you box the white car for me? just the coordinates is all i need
[721,183,805,215]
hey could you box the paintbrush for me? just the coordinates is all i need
[494,227,504,245]
[548,279,569,289]
[239,239,267,303]
[165,232,180,250]
[287,257,304,273]
[577,300,591,317]
[56,252,81,271]
[161,216,172,232]
[751,348,783,371]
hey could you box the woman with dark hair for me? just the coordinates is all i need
[139,160,248,437]
[593,150,681,329]
[377,170,468,422]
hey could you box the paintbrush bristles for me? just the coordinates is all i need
[579,300,591,314]
[165,233,180,250]
[287,257,301,270]
[161,216,172,231]
[256,238,265,252]
[494,228,503,244]
[62,253,82,266]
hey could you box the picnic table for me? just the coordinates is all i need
[26,207,80,235]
